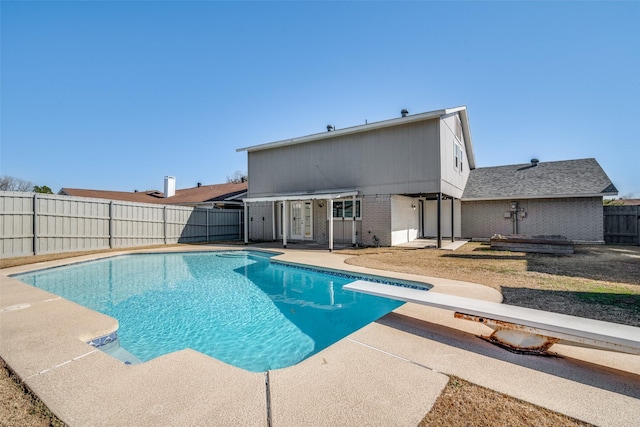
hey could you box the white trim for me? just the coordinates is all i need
[242,189,358,203]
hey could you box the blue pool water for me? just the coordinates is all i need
[13,251,420,372]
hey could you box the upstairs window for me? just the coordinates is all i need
[454,142,464,173]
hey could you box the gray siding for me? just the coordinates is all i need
[247,119,441,197]
[0,192,243,258]
[461,197,605,242]
[439,113,469,198]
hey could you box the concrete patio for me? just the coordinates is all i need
[1,245,639,426]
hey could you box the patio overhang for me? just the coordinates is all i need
[242,189,358,251]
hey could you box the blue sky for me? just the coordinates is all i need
[1,1,638,197]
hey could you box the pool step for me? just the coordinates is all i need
[99,339,143,365]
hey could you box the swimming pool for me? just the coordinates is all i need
[13,250,428,372]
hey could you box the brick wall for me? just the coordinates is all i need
[461,197,604,242]
[361,195,392,246]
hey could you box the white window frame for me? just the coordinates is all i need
[453,140,464,174]
[332,199,362,220]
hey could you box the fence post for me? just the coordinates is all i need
[637,206,640,246]
[109,201,114,249]
[206,209,210,242]
[164,206,168,245]
[33,193,39,256]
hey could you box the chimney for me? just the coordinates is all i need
[164,176,176,198]
[401,109,409,117]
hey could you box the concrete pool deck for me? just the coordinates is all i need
[1,245,639,426]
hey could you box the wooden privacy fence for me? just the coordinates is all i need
[604,205,640,245]
[0,191,244,258]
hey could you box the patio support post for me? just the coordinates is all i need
[436,193,442,249]
[328,198,334,252]
[451,196,455,242]
[271,201,276,240]
[243,201,249,244]
[352,194,357,247]
[282,200,288,248]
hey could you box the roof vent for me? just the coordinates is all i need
[327,125,334,132]
[197,182,202,187]
[401,109,409,117]
[530,158,539,166]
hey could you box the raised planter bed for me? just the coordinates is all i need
[490,235,574,254]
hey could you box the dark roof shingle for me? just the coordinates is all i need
[462,158,617,200]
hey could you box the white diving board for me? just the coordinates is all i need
[343,280,640,355]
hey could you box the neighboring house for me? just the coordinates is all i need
[59,177,247,209]
[237,106,617,248]
[613,199,640,206]
[461,158,618,243]
[237,107,474,249]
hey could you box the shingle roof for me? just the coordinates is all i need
[462,158,618,200]
[59,182,248,205]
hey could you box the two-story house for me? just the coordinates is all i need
[237,106,473,250]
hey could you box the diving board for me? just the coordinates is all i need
[343,281,640,355]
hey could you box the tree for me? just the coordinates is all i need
[226,170,248,183]
[0,175,34,192]
[33,185,53,194]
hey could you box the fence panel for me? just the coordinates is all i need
[208,209,243,241]
[36,194,111,255]
[604,205,639,245]
[0,192,244,258]
[0,192,34,258]
[111,202,166,248]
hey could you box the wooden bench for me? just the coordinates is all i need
[343,281,640,355]
[490,234,574,254]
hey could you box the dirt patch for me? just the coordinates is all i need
[0,244,189,269]
[0,359,64,427]
[419,376,593,427]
